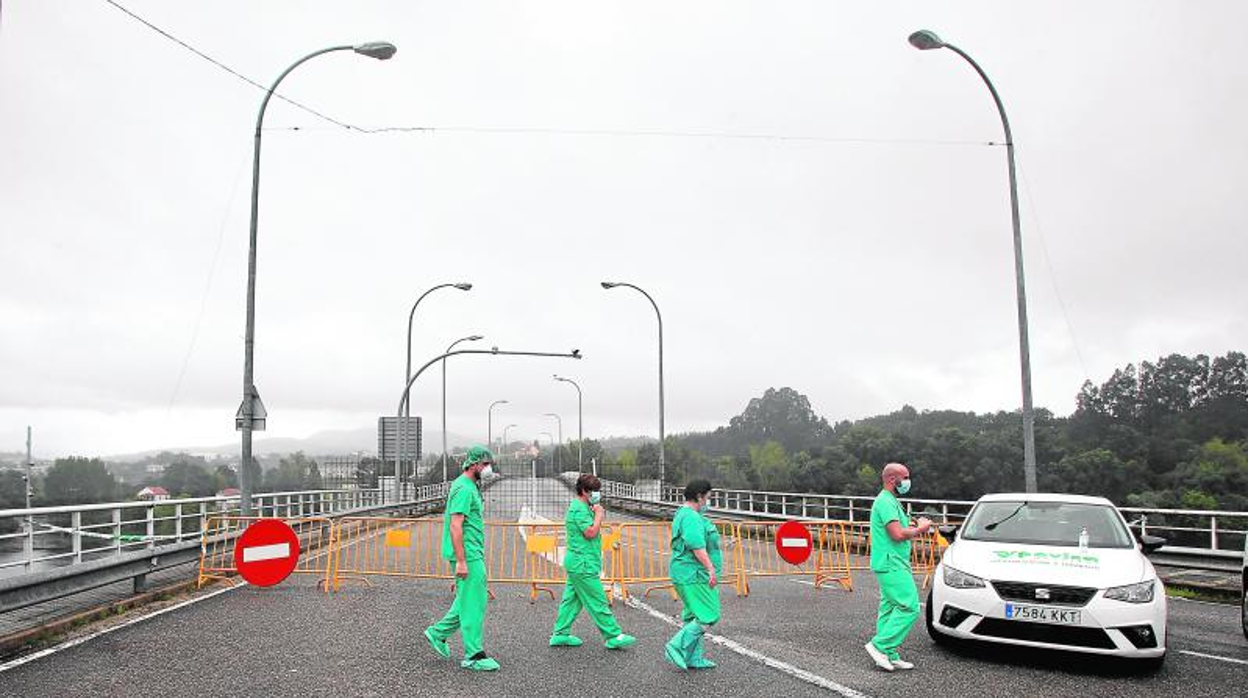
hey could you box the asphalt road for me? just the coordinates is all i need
[1,481,1245,697]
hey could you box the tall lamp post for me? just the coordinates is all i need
[543,413,563,471]
[237,41,397,515]
[400,282,471,493]
[553,375,583,472]
[501,424,518,465]
[442,334,484,482]
[602,282,665,483]
[909,30,1037,493]
[487,399,509,459]
[540,431,555,476]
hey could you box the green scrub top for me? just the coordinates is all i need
[869,489,912,573]
[441,473,484,562]
[563,498,602,575]
[670,505,722,585]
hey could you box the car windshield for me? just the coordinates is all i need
[961,500,1134,548]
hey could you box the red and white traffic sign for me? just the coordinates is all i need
[234,519,300,587]
[775,520,812,565]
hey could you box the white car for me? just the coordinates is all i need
[926,493,1168,670]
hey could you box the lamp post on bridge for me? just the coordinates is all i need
[487,399,509,461]
[543,413,562,471]
[540,432,555,477]
[442,334,484,482]
[601,281,665,484]
[501,424,518,467]
[237,41,397,516]
[553,375,583,472]
[393,348,581,502]
[908,29,1037,493]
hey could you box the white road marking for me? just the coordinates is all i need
[781,538,810,548]
[625,595,872,698]
[0,583,245,675]
[1179,650,1248,666]
[241,542,291,563]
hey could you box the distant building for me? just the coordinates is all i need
[216,488,240,498]
[145,463,167,475]
[319,456,360,489]
[378,416,422,475]
[137,486,170,502]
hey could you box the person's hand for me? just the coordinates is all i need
[455,560,468,579]
[916,517,934,534]
[707,569,718,589]
[592,503,605,517]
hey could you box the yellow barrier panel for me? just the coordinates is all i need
[196,515,335,589]
[606,521,742,600]
[733,521,854,595]
[328,517,446,591]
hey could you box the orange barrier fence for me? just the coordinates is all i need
[199,516,947,596]
[733,521,854,595]
[196,516,335,589]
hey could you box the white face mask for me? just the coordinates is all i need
[588,491,602,505]
[479,465,494,479]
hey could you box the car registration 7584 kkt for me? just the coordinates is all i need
[1004,604,1082,625]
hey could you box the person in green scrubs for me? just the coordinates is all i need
[664,479,721,670]
[549,473,637,650]
[424,446,499,672]
[864,462,932,672]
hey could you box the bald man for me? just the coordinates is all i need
[864,462,932,672]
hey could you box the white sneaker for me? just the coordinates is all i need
[891,658,915,670]
[864,643,895,672]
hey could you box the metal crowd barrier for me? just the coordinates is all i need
[196,516,336,589]
[198,516,948,597]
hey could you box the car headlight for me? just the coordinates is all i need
[943,565,987,589]
[1104,580,1156,604]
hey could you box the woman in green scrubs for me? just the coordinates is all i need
[665,479,721,670]
[549,473,636,650]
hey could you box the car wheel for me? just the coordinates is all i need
[925,589,956,648]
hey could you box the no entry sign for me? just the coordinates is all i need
[775,520,813,565]
[234,519,301,587]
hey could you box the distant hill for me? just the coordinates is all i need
[107,426,478,462]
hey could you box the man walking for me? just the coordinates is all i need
[864,462,932,672]
[425,446,499,671]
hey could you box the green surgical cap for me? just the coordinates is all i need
[463,445,494,468]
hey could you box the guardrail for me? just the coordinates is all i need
[0,483,454,619]
[593,478,1247,566]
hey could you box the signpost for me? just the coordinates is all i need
[234,519,301,587]
[775,520,813,566]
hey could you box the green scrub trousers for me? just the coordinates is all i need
[669,582,720,663]
[870,568,919,661]
[551,572,622,640]
[428,559,489,659]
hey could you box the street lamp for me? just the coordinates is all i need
[237,41,397,516]
[601,281,665,483]
[393,347,582,502]
[543,413,563,471]
[442,334,484,482]
[398,282,471,496]
[909,29,1038,493]
[553,375,583,472]
[488,399,509,460]
[502,424,518,464]
[540,431,554,475]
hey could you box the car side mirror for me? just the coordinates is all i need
[937,524,959,542]
[1138,534,1166,554]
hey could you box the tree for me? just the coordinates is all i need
[42,457,116,505]
[161,460,216,498]
[264,452,321,492]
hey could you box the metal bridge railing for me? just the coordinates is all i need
[594,479,1248,557]
[0,488,389,577]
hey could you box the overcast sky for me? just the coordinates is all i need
[2,1,1245,458]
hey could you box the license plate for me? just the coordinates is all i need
[1004,604,1081,625]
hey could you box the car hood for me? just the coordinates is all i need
[942,538,1151,588]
